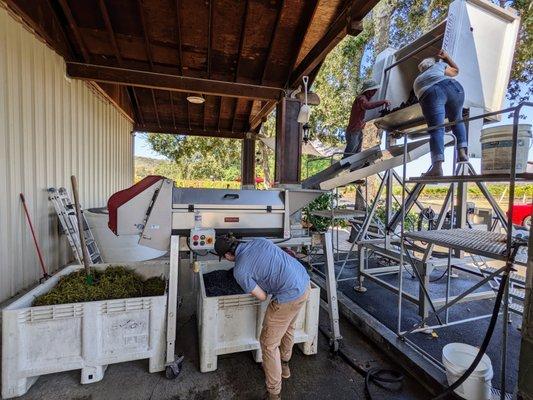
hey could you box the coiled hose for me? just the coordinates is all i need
[318,326,404,399]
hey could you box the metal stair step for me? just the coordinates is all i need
[482,266,526,285]
[509,302,524,315]
[509,287,525,301]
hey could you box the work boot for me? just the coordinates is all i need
[421,161,443,178]
[458,147,469,162]
[263,392,281,400]
[281,361,291,379]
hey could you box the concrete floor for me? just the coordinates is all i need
[9,312,430,400]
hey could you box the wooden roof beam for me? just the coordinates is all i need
[231,0,250,133]
[288,1,364,88]
[98,0,144,124]
[66,63,286,100]
[175,0,184,75]
[137,0,161,127]
[135,123,245,139]
[55,0,88,61]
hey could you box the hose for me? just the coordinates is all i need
[318,325,404,399]
[431,267,510,400]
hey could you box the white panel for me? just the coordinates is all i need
[0,6,134,302]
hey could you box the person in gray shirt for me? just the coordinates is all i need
[414,49,468,177]
[215,236,310,400]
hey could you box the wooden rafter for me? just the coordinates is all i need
[288,0,364,88]
[97,0,145,124]
[169,92,177,128]
[66,63,286,100]
[231,0,250,133]
[135,123,244,139]
[217,97,223,132]
[56,0,88,61]
[175,0,184,75]
[203,0,213,132]
[260,0,285,84]
[250,0,367,130]
[137,0,161,127]
[285,0,320,87]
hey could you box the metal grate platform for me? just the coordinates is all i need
[311,209,366,219]
[405,229,528,264]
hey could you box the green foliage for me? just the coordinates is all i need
[391,183,533,200]
[144,133,241,181]
[374,203,419,232]
[33,266,166,306]
[135,156,240,188]
[302,193,337,232]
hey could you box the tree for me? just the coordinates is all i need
[145,133,241,181]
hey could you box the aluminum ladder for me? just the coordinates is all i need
[48,187,103,264]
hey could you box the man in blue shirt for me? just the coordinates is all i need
[215,236,310,400]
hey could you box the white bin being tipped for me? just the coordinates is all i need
[442,343,493,400]
[481,124,532,174]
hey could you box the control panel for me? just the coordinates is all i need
[189,228,215,250]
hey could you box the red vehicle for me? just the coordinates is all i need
[509,203,532,228]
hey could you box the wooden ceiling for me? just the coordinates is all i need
[6,0,378,139]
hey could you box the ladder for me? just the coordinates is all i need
[48,187,103,265]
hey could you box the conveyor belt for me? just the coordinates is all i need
[405,229,528,265]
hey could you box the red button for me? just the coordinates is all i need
[193,235,199,240]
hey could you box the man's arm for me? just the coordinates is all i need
[359,96,390,110]
[438,50,459,77]
[250,285,267,301]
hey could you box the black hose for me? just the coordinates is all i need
[318,325,404,399]
[431,268,510,400]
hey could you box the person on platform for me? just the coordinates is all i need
[214,236,310,400]
[413,49,468,177]
[343,79,390,158]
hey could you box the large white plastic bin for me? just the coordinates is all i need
[2,261,170,399]
[197,262,320,372]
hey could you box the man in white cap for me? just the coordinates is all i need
[343,79,390,158]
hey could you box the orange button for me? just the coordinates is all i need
[206,237,213,244]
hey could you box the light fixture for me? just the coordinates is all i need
[186,94,205,104]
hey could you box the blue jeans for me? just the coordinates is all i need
[419,79,467,163]
[343,129,363,159]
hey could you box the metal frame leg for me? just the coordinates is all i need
[166,235,179,365]
[322,230,342,351]
[354,243,367,293]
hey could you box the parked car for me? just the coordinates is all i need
[509,203,532,228]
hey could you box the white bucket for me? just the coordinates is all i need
[442,343,493,400]
[480,124,532,174]
[85,208,167,262]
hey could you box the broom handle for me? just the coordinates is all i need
[20,193,48,277]
[70,175,91,273]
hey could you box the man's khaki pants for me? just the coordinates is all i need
[260,288,310,395]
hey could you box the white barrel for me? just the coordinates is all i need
[442,343,493,400]
[85,208,167,262]
[480,124,532,174]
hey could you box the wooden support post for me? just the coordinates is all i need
[241,135,256,189]
[275,97,302,185]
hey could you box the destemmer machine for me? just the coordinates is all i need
[106,175,342,376]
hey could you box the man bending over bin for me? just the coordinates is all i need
[215,236,311,400]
